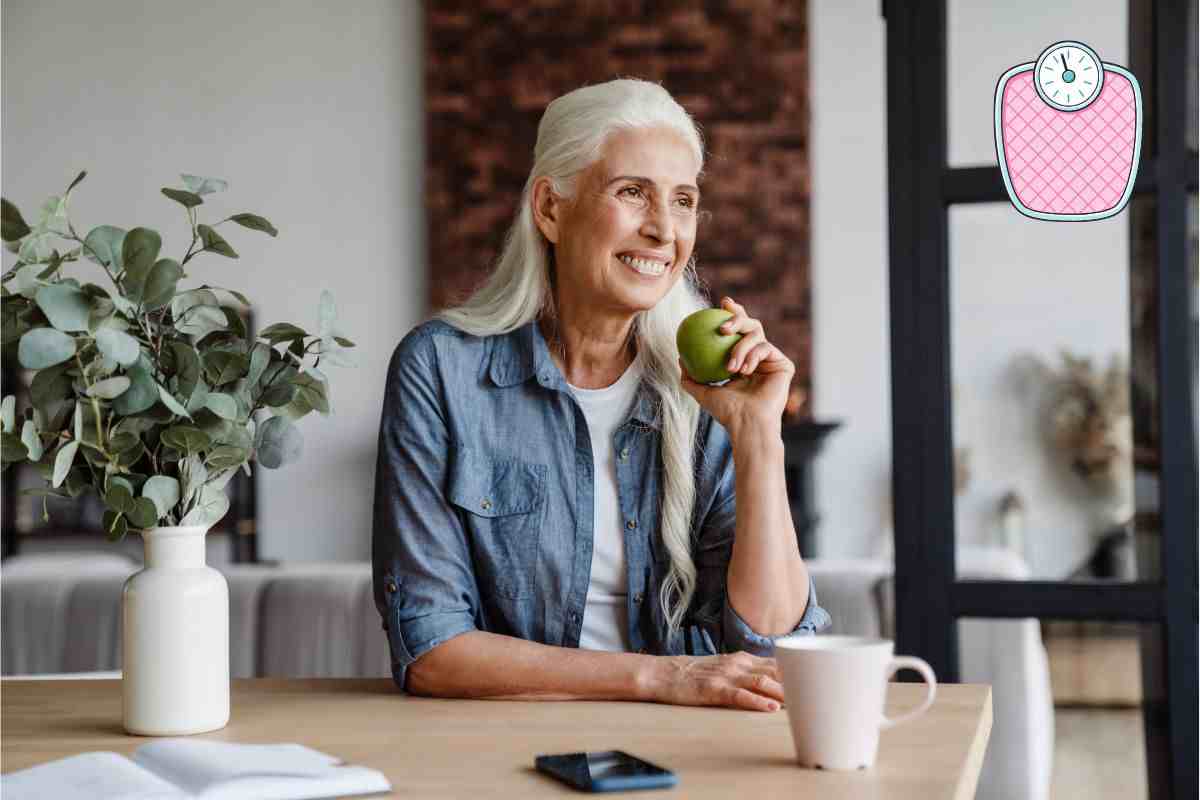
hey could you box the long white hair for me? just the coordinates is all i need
[433,77,713,641]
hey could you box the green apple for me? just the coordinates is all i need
[676,308,743,384]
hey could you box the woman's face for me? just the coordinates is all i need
[535,126,702,320]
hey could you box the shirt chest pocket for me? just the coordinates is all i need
[446,446,548,600]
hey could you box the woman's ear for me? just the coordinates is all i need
[531,176,563,244]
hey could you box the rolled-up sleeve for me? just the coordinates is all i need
[372,326,479,692]
[689,417,832,657]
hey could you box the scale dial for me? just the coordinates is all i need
[1034,41,1105,111]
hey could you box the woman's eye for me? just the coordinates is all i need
[676,196,695,209]
[619,185,643,199]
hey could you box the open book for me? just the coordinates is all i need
[0,739,392,800]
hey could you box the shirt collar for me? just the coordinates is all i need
[488,319,661,430]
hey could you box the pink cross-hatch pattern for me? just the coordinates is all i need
[1000,70,1137,215]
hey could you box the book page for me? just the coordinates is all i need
[131,740,345,796]
[200,767,393,800]
[0,751,185,800]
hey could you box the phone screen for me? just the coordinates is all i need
[536,750,676,791]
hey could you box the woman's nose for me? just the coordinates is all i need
[640,199,675,243]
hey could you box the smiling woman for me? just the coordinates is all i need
[372,78,829,712]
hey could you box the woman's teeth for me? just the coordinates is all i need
[618,254,668,276]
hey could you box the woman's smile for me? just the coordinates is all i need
[616,253,670,278]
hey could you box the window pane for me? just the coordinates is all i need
[948,202,1159,582]
[948,0,1128,167]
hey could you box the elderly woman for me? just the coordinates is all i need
[372,78,830,712]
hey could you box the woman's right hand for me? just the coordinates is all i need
[640,651,787,712]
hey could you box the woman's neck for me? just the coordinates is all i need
[539,315,637,390]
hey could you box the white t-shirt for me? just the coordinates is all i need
[564,350,644,653]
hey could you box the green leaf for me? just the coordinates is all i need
[178,454,207,507]
[112,358,158,415]
[161,187,203,208]
[172,290,228,339]
[102,510,128,541]
[2,432,28,463]
[142,475,181,518]
[31,362,75,408]
[1,198,31,242]
[158,385,193,418]
[87,376,131,399]
[18,328,76,369]
[83,225,127,271]
[52,440,79,487]
[258,322,307,344]
[203,392,238,420]
[258,362,298,407]
[108,431,142,455]
[204,350,249,386]
[95,328,140,366]
[142,258,183,311]
[104,480,134,513]
[292,372,329,414]
[196,224,238,259]
[333,336,356,348]
[199,284,251,307]
[35,283,91,331]
[127,496,159,528]
[0,395,14,433]
[166,340,203,399]
[120,228,163,299]
[20,419,43,461]
[248,342,272,386]
[207,443,249,470]
[179,484,230,527]
[161,424,211,454]
[256,415,302,469]
[229,213,277,237]
[181,174,228,195]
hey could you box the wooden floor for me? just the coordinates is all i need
[1052,708,1147,800]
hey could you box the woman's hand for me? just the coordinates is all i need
[640,651,787,712]
[677,296,796,437]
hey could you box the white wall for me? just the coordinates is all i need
[811,0,1132,578]
[2,0,426,561]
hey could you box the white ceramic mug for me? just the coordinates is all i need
[773,635,937,771]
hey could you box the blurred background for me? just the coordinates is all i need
[3,2,1196,799]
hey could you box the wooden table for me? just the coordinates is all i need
[2,678,992,799]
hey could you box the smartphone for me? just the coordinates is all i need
[534,750,678,792]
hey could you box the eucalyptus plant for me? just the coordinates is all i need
[0,171,354,540]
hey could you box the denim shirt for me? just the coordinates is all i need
[371,317,831,692]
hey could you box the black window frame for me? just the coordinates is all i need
[882,1,1197,798]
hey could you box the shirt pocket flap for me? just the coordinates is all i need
[447,447,545,518]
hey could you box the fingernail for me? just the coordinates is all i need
[728,359,738,370]
[768,702,780,711]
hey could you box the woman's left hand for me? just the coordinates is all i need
[677,297,795,437]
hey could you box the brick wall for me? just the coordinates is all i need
[426,0,812,415]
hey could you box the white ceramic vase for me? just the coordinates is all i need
[122,525,230,736]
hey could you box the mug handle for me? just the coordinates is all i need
[879,656,937,731]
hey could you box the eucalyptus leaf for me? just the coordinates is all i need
[35,283,91,331]
[108,431,142,455]
[203,392,238,420]
[52,440,79,487]
[18,327,76,369]
[197,224,237,258]
[258,322,306,344]
[104,480,134,513]
[127,496,159,528]
[120,227,162,297]
[181,174,229,195]
[142,258,183,311]
[161,425,211,454]
[31,362,74,408]
[256,415,302,469]
[142,475,180,518]
[229,213,277,237]
[161,187,203,208]
[87,376,131,400]
[83,225,127,271]
[166,340,203,399]
[112,359,158,415]
[10,263,44,298]
[2,433,28,463]
[178,454,207,508]
[1,198,31,242]
[173,300,227,340]
[179,484,230,527]
[102,510,128,542]
[207,444,249,470]
[158,385,193,419]
[204,350,249,386]
[0,395,14,432]
[20,419,43,461]
[95,328,140,366]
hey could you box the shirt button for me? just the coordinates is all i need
[480,498,491,510]
[633,593,643,604]
[385,580,398,593]
[626,519,637,529]
[570,612,579,623]
[619,447,630,460]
